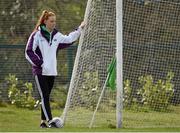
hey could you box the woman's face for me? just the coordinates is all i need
[44,16,56,31]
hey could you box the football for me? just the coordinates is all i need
[52,117,63,128]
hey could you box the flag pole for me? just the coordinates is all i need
[89,73,110,128]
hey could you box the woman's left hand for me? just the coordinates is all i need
[79,21,86,29]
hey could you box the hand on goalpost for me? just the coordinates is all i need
[79,21,86,29]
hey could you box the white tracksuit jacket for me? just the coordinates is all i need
[25,27,82,76]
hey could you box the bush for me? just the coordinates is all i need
[80,71,100,110]
[138,72,174,111]
[124,72,174,111]
[5,74,38,109]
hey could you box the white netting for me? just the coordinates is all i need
[63,0,116,128]
[64,0,180,128]
[123,0,180,128]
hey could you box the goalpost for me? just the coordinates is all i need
[62,0,180,128]
[116,0,123,128]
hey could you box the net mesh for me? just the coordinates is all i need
[64,0,116,128]
[64,0,180,128]
[123,0,180,128]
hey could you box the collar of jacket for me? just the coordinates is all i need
[40,24,58,44]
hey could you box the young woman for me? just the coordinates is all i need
[25,10,85,128]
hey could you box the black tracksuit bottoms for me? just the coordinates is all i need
[35,74,55,121]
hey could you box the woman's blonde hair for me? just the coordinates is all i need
[34,10,55,31]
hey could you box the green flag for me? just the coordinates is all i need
[107,57,116,91]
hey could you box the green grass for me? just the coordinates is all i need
[0,105,180,132]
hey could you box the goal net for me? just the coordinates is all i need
[62,0,180,128]
[62,0,117,128]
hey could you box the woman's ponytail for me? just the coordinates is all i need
[33,10,55,32]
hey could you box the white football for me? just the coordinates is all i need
[52,117,63,128]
